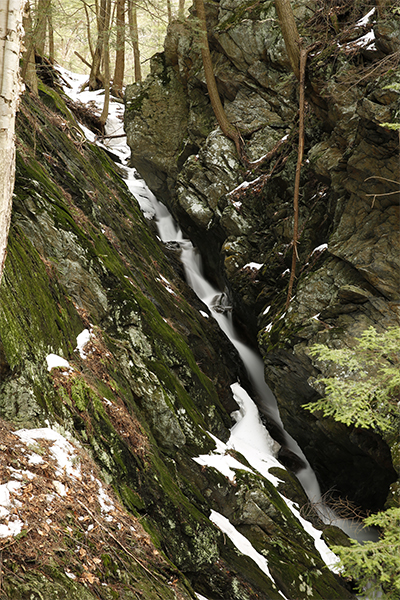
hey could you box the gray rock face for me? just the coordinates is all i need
[0,74,360,600]
[124,54,189,202]
[124,0,400,515]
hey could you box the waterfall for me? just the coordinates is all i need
[56,65,379,600]
[153,202,321,493]
[150,198,378,543]
[56,66,375,544]
[89,98,376,543]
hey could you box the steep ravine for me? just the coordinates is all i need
[124,0,399,516]
[0,69,356,599]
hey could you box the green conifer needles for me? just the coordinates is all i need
[303,326,400,433]
[304,327,400,598]
[332,507,400,599]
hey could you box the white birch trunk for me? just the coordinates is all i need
[0,0,23,284]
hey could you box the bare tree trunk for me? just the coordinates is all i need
[112,0,125,97]
[89,0,107,90]
[35,0,51,57]
[286,45,307,309]
[275,0,300,80]
[83,1,95,59]
[166,0,172,22]
[127,0,141,82]
[0,0,23,285]
[21,1,38,94]
[47,3,54,63]
[100,0,111,127]
[178,0,185,19]
[194,0,242,158]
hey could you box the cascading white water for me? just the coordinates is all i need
[153,202,319,486]
[151,199,378,543]
[67,77,376,543]
[57,65,378,600]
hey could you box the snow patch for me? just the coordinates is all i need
[193,383,281,487]
[75,328,93,359]
[353,30,376,48]
[210,510,277,585]
[243,262,263,271]
[284,498,341,574]
[193,433,254,482]
[311,243,328,255]
[15,428,81,478]
[355,7,375,27]
[156,275,176,296]
[46,354,72,371]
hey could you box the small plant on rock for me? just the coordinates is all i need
[303,325,400,598]
[303,326,400,434]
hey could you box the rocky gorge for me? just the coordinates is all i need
[0,62,353,599]
[124,0,399,515]
[0,1,398,599]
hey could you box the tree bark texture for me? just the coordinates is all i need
[34,0,51,57]
[21,1,38,94]
[47,2,54,63]
[83,1,95,58]
[112,0,125,96]
[0,0,23,285]
[194,0,241,157]
[99,0,111,127]
[127,0,141,82]
[286,45,307,309]
[89,0,108,90]
[275,0,300,80]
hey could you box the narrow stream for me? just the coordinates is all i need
[58,65,378,599]
[153,204,319,492]
[92,93,376,544]
[148,198,378,544]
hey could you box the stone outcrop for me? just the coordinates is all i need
[124,0,399,515]
[0,72,355,598]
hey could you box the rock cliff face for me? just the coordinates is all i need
[124,0,399,516]
[0,70,356,598]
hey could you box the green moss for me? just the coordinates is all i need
[269,466,310,508]
[2,567,95,600]
[0,227,81,369]
[71,377,91,411]
[118,484,145,512]
[1,74,358,600]
[38,80,77,124]
[216,0,275,32]
[125,88,149,113]
[322,525,352,548]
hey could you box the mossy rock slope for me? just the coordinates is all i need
[0,78,354,599]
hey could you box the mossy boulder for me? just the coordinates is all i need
[0,77,357,599]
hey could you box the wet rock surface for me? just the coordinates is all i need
[0,74,356,598]
[125,0,400,517]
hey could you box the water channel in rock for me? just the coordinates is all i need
[150,199,378,543]
[58,65,375,545]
